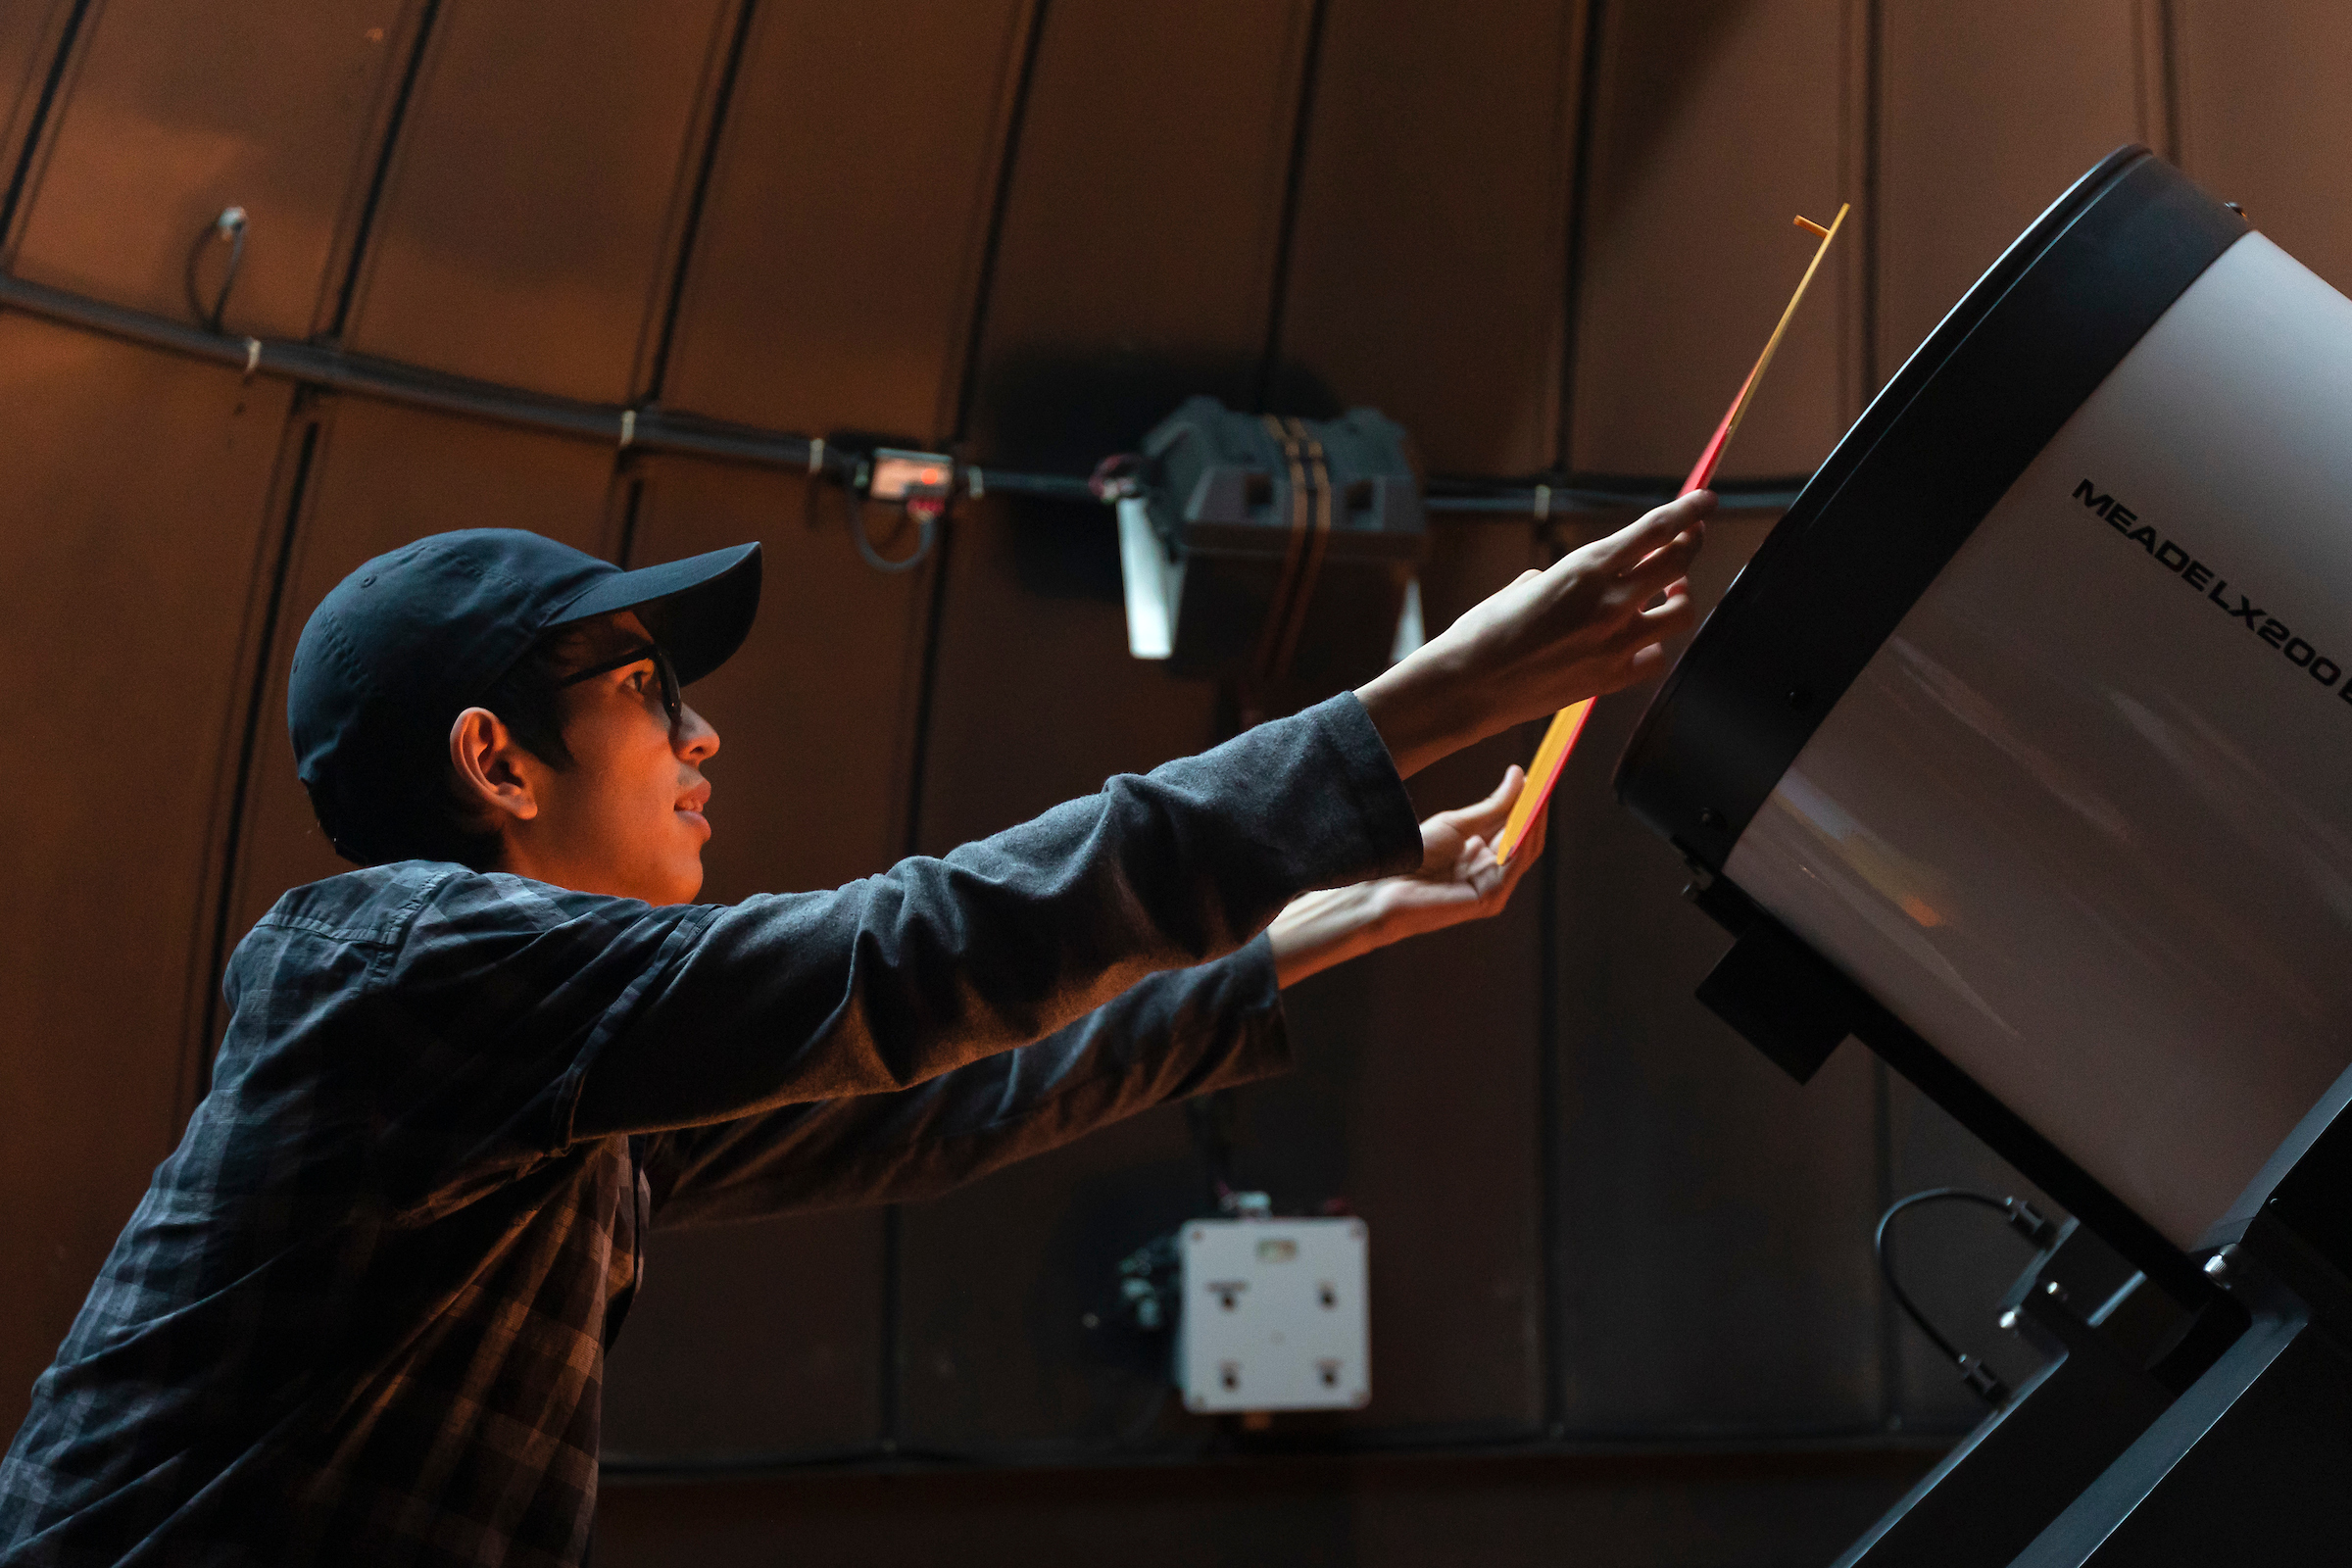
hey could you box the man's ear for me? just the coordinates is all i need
[449,707,539,824]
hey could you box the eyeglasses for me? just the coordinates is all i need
[559,642,682,733]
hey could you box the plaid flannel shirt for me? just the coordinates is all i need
[0,694,1419,1566]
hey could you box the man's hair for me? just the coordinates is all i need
[337,636,580,870]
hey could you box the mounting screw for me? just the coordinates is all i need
[1786,687,1812,710]
[1998,1308,2020,1333]
[2043,1281,2068,1302]
[2204,1244,2242,1286]
[1697,807,1723,830]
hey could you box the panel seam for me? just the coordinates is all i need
[195,413,323,1112]
[326,0,443,339]
[0,0,98,255]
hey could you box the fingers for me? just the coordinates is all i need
[1621,641,1670,678]
[1458,834,1502,899]
[1618,521,1705,596]
[1637,583,1697,640]
[1456,763,1523,833]
[1488,786,1547,902]
[1588,490,1715,573]
[1425,763,1523,839]
[1496,815,1544,896]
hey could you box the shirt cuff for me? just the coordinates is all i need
[1174,932,1296,1093]
[1291,692,1424,887]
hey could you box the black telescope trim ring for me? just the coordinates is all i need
[1615,146,2250,868]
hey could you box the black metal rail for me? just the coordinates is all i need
[0,270,1804,517]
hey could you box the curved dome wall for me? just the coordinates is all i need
[2,1,2349,1544]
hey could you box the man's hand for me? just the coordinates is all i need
[1267,764,1548,988]
[1354,491,1711,778]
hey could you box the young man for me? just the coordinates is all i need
[0,493,1708,1564]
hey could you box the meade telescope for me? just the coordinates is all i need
[1618,147,2352,1564]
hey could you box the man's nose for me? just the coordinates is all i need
[675,704,720,762]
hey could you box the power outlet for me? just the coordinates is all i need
[1177,1217,1368,1413]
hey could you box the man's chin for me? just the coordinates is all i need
[659,854,707,906]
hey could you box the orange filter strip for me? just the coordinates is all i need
[1682,202,1848,495]
[1495,205,1846,867]
[1490,697,1593,866]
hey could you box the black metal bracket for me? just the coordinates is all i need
[1679,873,2220,1315]
[1692,916,1858,1084]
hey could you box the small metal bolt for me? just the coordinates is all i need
[2043,1281,2068,1301]
[1998,1308,2020,1333]
[2204,1244,2242,1285]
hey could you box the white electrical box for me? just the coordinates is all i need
[1176,1216,1368,1413]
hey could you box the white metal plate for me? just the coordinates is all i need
[1178,1217,1369,1412]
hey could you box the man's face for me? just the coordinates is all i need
[476,611,722,906]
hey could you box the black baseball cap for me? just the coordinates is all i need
[288,527,761,863]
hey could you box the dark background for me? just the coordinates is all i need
[2,2,2346,1562]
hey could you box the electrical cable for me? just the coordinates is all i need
[1875,1187,2055,1405]
[1183,1093,1241,1209]
[184,207,247,333]
[1252,415,1314,680]
[845,479,938,573]
[1266,418,1334,681]
[4,261,1813,523]
[1420,473,1810,515]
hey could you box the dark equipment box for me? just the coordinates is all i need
[1138,396,1424,693]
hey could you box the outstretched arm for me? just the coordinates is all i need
[641,773,1549,1222]
[639,940,1291,1225]
[570,496,1703,1144]
[1355,490,1708,778]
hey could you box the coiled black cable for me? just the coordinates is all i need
[1876,1188,2056,1406]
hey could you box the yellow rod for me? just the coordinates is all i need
[1721,201,1849,447]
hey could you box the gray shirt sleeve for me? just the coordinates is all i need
[639,937,1289,1225]
[564,692,1419,1142]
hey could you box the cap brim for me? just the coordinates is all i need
[551,541,762,686]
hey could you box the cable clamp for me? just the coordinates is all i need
[618,409,636,450]
[242,336,262,380]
